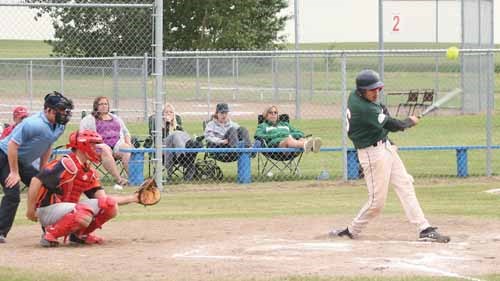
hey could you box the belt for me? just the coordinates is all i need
[371,138,387,147]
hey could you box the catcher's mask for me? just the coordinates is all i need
[44,91,74,125]
[67,130,103,163]
[355,69,384,95]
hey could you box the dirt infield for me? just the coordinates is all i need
[2,215,499,281]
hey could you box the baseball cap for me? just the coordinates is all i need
[13,106,29,119]
[216,103,229,113]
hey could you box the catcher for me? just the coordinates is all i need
[26,130,160,247]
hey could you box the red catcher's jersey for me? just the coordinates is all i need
[35,153,102,208]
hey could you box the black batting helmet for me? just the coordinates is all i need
[355,69,384,91]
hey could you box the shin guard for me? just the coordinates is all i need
[81,199,118,236]
[44,204,94,241]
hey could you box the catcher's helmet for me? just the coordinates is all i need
[67,130,103,163]
[356,69,384,91]
[44,91,74,125]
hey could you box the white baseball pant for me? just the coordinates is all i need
[348,140,431,237]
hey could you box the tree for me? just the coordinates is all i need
[28,0,289,56]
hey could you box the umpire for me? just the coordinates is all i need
[0,91,73,243]
[329,69,450,243]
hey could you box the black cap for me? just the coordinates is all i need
[44,91,74,111]
[216,103,229,113]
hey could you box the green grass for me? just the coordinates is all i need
[0,40,52,58]
[4,40,499,58]
[11,180,500,225]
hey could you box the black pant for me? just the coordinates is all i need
[166,138,202,181]
[0,151,39,237]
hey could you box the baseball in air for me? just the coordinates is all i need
[446,46,459,60]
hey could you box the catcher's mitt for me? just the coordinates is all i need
[136,178,161,206]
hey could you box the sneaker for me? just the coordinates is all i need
[0,234,5,243]
[329,227,354,239]
[312,137,322,153]
[419,227,450,243]
[303,138,313,153]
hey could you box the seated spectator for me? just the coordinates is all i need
[0,106,29,139]
[255,105,321,153]
[204,103,252,162]
[149,103,202,180]
[80,96,130,187]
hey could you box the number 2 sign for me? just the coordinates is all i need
[392,15,400,32]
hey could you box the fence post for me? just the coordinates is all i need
[456,148,468,177]
[233,56,239,101]
[237,143,252,184]
[347,149,360,180]
[207,58,211,120]
[486,50,494,176]
[325,55,329,99]
[112,52,119,112]
[128,150,145,185]
[28,60,33,110]
[142,53,148,122]
[309,55,314,101]
[60,58,64,94]
[196,53,200,101]
[295,51,301,119]
[341,54,349,181]
[272,55,278,101]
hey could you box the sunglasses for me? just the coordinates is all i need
[268,111,278,115]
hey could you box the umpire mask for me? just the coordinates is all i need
[55,108,73,125]
[44,91,74,125]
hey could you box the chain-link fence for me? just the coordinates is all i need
[123,49,496,186]
[0,1,498,187]
[1,49,497,186]
[0,56,152,122]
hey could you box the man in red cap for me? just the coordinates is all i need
[0,106,29,140]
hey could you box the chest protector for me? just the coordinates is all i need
[60,153,99,203]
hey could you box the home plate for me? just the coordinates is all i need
[173,240,352,261]
[245,242,352,253]
[484,188,500,194]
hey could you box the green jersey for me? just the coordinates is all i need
[347,90,389,149]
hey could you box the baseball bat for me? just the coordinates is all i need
[418,88,462,118]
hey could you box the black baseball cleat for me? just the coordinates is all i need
[329,227,354,239]
[68,233,86,245]
[419,227,450,243]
